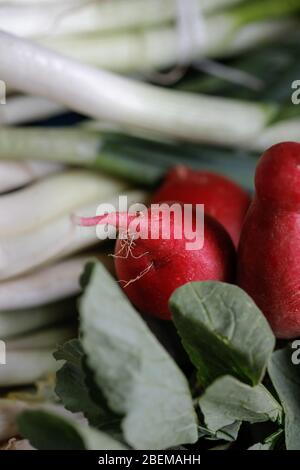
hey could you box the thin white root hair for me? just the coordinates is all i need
[119,261,154,288]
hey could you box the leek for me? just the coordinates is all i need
[0,254,113,311]
[0,0,247,39]
[0,299,76,339]
[0,94,65,125]
[6,325,75,350]
[0,160,63,194]
[0,32,276,147]
[0,189,146,280]
[0,350,58,387]
[0,169,128,236]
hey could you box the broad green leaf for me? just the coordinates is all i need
[80,262,198,450]
[268,347,300,450]
[170,282,275,387]
[54,339,119,432]
[18,410,126,450]
[198,421,241,442]
[248,429,284,450]
[199,375,282,433]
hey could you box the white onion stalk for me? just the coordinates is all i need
[0,160,63,194]
[0,32,277,147]
[0,170,127,236]
[0,94,65,125]
[39,19,295,73]
[252,118,300,152]
[6,325,75,350]
[0,349,58,387]
[0,254,113,311]
[0,189,146,280]
[0,300,74,338]
[0,0,244,38]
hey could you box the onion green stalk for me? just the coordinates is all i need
[0,128,164,186]
[0,299,75,339]
[0,126,260,190]
[38,19,295,73]
[0,189,146,280]
[0,254,113,311]
[0,349,58,387]
[6,325,75,350]
[0,94,65,125]
[0,169,128,236]
[0,33,277,147]
[0,0,246,39]
[0,160,63,194]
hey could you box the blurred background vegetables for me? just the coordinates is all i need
[0,0,299,449]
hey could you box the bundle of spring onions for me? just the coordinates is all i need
[0,0,299,418]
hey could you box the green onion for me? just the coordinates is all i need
[0,299,75,339]
[0,160,63,194]
[0,0,247,39]
[6,325,75,350]
[0,189,145,280]
[0,31,280,147]
[0,254,112,311]
[0,94,65,125]
[39,19,295,73]
[0,169,128,237]
[0,349,58,387]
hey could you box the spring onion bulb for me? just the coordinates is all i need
[0,349,58,387]
[0,299,75,339]
[0,190,146,280]
[0,32,277,147]
[0,94,65,125]
[0,0,246,39]
[0,170,127,237]
[0,160,63,194]
[0,254,113,311]
[6,325,75,351]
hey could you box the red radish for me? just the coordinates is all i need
[238,142,300,339]
[151,166,251,247]
[77,206,235,320]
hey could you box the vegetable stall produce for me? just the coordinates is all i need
[0,0,299,455]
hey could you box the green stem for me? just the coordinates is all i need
[234,0,300,26]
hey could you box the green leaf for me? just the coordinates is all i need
[18,410,127,450]
[79,262,198,450]
[248,429,284,450]
[198,375,282,433]
[268,347,300,450]
[198,421,241,442]
[170,282,275,388]
[54,339,119,432]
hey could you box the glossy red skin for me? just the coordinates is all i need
[151,166,251,248]
[115,209,235,320]
[238,142,300,339]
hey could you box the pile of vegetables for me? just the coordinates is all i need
[0,0,300,452]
